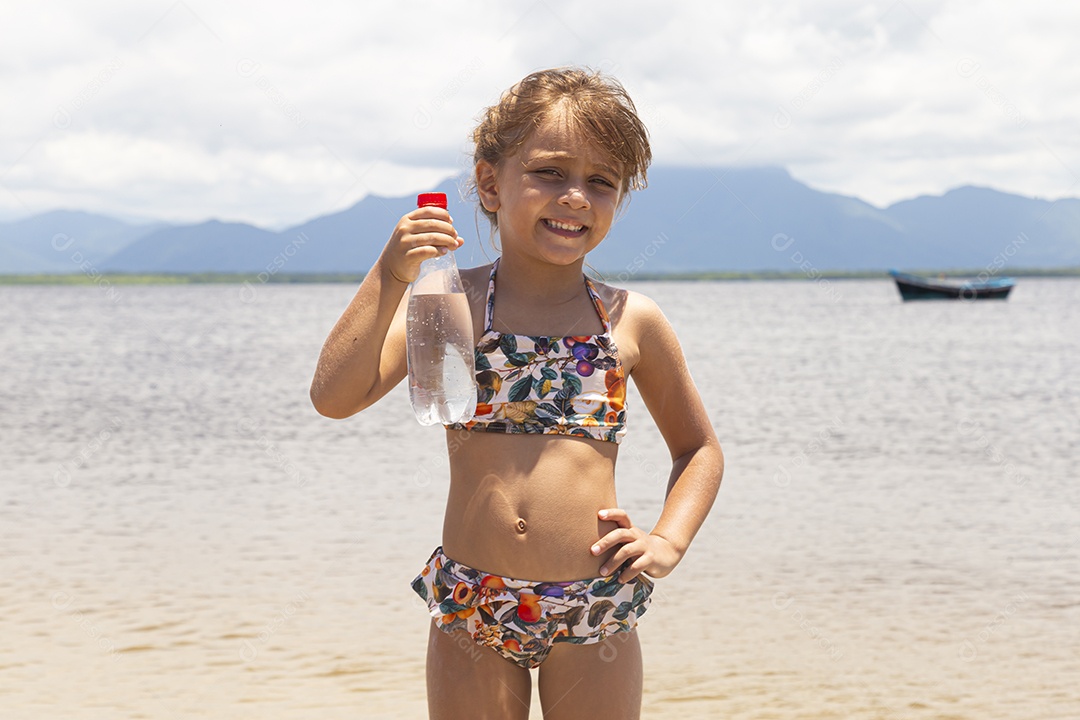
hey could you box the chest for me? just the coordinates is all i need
[463,267,640,377]
[478,328,617,393]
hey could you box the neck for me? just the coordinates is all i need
[496,252,589,304]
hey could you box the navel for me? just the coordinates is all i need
[515,517,528,534]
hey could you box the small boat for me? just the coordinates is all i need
[889,269,1015,301]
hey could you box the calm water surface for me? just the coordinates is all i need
[1,278,1077,719]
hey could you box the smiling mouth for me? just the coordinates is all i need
[543,219,587,233]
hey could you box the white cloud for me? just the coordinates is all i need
[1,0,1078,226]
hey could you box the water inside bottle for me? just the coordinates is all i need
[406,292,477,425]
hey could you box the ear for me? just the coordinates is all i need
[475,160,500,213]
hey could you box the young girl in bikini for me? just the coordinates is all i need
[310,67,724,720]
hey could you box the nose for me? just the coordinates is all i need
[559,183,590,210]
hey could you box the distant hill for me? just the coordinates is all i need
[102,220,281,272]
[0,210,168,273]
[101,177,478,274]
[885,186,1080,268]
[2,168,1077,274]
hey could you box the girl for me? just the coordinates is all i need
[310,67,724,720]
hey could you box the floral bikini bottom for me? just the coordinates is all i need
[411,546,654,669]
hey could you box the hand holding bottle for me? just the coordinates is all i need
[402,193,478,426]
[382,199,464,284]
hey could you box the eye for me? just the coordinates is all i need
[534,168,562,178]
[591,176,617,188]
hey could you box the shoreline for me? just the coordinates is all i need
[2,266,1078,285]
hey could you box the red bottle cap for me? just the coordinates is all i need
[417,192,447,208]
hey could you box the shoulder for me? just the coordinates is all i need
[590,278,668,332]
[588,279,675,375]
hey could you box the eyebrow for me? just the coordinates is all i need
[524,152,621,180]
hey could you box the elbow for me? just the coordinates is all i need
[309,383,365,419]
[309,387,340,418]
[707,435,725,479]
[674,434,724,465]
[679,436,725,481]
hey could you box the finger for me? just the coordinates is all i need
[597,533,645,568]
[598,507,632,528]
[409,206,453,223]
[600,542,644,577]
[598,550,624,576]
[407,218,458,238]
[402,245,450,266]
[618,557,646,584]
[404,231,460,251]
[591,527,635,556]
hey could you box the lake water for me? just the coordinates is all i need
[2,277,1077,719]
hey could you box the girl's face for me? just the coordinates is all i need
[476,108,624,267]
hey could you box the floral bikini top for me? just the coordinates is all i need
[444,257,628,444]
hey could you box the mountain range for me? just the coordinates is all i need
[3,166,1078,275]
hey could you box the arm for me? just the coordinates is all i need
[309,207,462,418]
[592,291,724,579]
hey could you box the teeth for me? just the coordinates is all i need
[546,219,585,232]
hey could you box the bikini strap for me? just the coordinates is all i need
[487,256,611,335]
[483,257,499,333]
[583,275,612,334]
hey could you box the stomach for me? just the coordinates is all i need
[441,428,622,581]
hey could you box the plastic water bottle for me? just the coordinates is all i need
[405,192,478,426]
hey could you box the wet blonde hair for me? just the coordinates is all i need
[468,67,651,229]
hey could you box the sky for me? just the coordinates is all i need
[1,0,1078,229]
